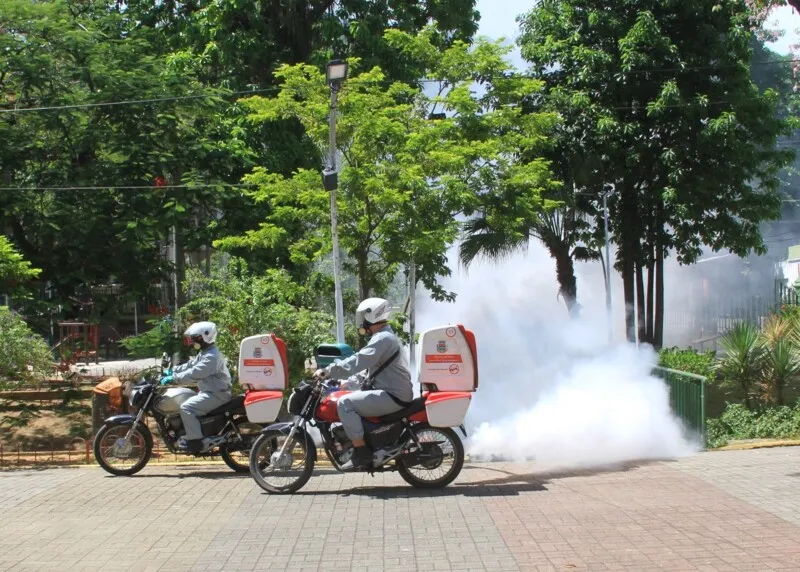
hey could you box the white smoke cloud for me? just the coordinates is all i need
[415,241,698,471]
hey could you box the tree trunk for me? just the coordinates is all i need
[654,242,665,349]
[619,186,637,342]
[357,254,370,301]
[176,230,186,308]
[646,248,655,344]
[636,260,646,344]
[551,245,579,317]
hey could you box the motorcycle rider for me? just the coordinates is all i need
[314,298,413,471]
[160,321,232,454]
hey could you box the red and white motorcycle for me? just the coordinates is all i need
[240,325,479,494]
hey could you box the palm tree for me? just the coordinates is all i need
[717,321,765,409]
[761,314,800,406]
[459,184,602,317]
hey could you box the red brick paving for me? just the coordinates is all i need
[479,460,800,571]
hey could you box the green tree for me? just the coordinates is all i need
[0,306,53,385]
[0,236,40,297]
[519,0,794,344]
[0,0,258,323]
[179,258,335,384]
[120,0,480,88]
[228,29,557,305]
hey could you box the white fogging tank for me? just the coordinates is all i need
[417,324,478,427]
[238,334,289,423]
[154,387,197,415]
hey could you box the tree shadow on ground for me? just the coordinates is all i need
[288,459,661,499]
[124,467,342,479]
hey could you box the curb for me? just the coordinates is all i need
[711,439,800,452]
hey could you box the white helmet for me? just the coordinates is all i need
[356,298,391,328]
[183,321,218,345]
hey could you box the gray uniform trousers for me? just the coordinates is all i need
[336,390,403,442]
[180,391,231,440]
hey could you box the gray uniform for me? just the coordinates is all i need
[325,325,413,442]
[173,345,232,440]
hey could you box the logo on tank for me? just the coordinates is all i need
[436,340,447,353]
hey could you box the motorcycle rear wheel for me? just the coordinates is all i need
[397,424,464,489]
[249,429,314,494]
[220,420,262,473]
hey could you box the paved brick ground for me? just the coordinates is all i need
[0,447,799,572]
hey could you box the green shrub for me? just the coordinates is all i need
[658,347,715,378]
[705,402,800,448]
[0,306,53,385]
[179,259,336,386]
[119,317,185,359]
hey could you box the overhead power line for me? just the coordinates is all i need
[0,88,280,114]
[0,183,257,192]
[2,58,799,115]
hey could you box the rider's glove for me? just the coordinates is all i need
[165,368,173,376]
[159,375,174,386]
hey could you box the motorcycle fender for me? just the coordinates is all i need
[103,414,137,427]
[260,422,317,463]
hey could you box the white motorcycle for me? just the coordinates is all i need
[92,353,264,476]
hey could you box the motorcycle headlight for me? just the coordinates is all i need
[130,387,144,409]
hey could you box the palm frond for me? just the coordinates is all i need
[459,217,529,269]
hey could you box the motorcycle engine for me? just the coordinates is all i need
[167,415,183,431]
[163,415,183,443]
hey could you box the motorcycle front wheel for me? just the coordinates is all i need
[93,423,153,476]
[397,423,464,489]
[249,429,314,494]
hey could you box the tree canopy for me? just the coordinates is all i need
[2,0,798,356]
[518,0,795,344]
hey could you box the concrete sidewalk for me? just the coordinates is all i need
[1,447,799,571]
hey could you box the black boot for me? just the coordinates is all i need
[341,446,372,471]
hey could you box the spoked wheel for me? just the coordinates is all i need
[220,420,262,473]
[93,423,153,476]
[249,429,314,494]
[397,423,464,489]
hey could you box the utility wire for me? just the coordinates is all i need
[2,58,800,115]
[0,88,279,114]
[0,183,257,192]
[0,90,792,115]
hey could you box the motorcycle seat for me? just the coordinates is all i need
[371,396,427,424]
[203,394,246,417]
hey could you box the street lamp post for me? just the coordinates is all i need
[602,184,613,342]
[323,60,348,344]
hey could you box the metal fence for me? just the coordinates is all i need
[653,366,706,444]
[665,284,800,350]
[0,438,234,469]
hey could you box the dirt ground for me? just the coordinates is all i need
[0,396,93,450]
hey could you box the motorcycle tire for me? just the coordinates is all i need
[219,420,263,473]
[397,424,464,489]
[93,422,153,477]
[249,429,314,494]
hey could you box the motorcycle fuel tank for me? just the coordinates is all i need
[154,387,197,415]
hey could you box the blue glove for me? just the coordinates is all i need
[165,368,173,376]
[160,375,174,386]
